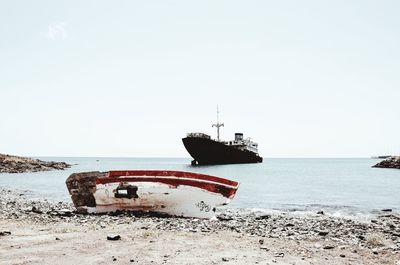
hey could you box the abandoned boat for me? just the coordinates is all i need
[182,108,263,165]
[66,170,239,218]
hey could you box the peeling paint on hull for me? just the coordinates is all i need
[66,170,239,218]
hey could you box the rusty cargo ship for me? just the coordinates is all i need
[182,109,263,165]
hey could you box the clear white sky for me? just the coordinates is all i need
[1,1,399,157]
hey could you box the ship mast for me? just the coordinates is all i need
[212,105,224,141]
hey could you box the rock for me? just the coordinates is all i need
[318,231,329,236]
[316,210,324,215]
[57,209,73,217]
[373,156,400,169]
[392,232,400,237]
[0,231,11,236]
[0,153,70,174]
[273,252,284,258]
[217,214,234,221]
[323,245,335,250]
[31,206,43,214]
[339,254,345,258]
[107,235,121,241]
[260,246,269,251]
[382,209,392,212]
[222,257,229,262]
[255,214,271,220]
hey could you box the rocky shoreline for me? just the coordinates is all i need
[1,188,399,264]
[0,153,70,173]
[373,156,400,169]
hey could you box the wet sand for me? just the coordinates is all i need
[0,188,399,265]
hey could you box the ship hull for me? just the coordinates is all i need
[182,137,263,165]
[66,170,239,218]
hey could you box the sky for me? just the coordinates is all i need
[0,0,399,158]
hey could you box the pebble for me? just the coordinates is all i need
[273,252,284,258]
[318,231,329,236]
[107,235,121,241]
[260,246,270,251]
[0,187,399,253]
[0,231,11,236]
[323,245,335,250]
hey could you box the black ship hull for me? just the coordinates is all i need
[182,137,263,165]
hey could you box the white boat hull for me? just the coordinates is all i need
[66,170,239,218]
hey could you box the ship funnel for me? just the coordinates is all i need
[235,133,243,141]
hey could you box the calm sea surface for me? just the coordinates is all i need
[1,158,399,216]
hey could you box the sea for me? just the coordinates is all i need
[1,158,399,218]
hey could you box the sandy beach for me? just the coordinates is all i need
[1,188,399,265]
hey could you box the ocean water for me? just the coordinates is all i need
[0,157,399,217]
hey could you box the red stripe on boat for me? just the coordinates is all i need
[97,170,239,199]
[108,170,238,187]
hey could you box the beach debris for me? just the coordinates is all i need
[107,235,121,241]
[339,254,346,258]
[66,170,239,218]
[221,257,230,262]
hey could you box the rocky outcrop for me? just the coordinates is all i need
[373,156,400,169]
[0,153,71,173]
